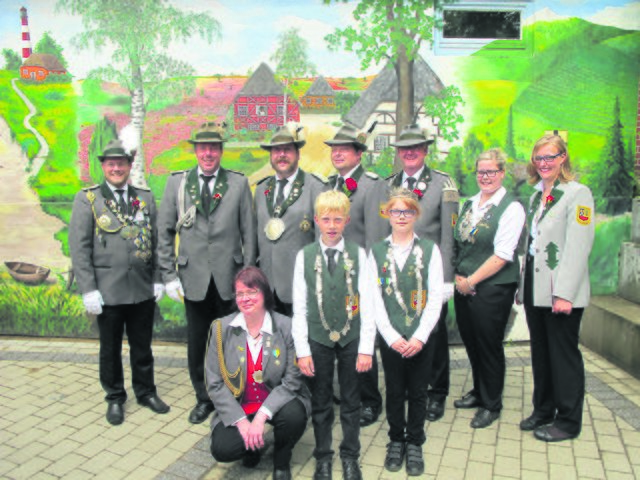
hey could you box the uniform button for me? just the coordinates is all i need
[535,268,539,272]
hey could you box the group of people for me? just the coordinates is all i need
[69,119,594,480]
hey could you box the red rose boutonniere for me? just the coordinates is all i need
[264,189,270,196]
[132,199,141,209]
[214,193,222,200]
[345,178,358,192]
[545,194,554,207]
[413,189,424,199]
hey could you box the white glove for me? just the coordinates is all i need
[165,279,184,302]
[153,283,165,303]
[83,290,104,315]
[443,282,455,303]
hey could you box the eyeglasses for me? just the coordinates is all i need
[389,209,417,218]
[533,152,563,164]
[475,169,502,178]
[234,289,260,300]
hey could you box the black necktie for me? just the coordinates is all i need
[406,177,416,191]
[336,176,345,191]
[200,174,214,214]
[275,178,287,208]
[326,248,337,274]
[115,189,127,214]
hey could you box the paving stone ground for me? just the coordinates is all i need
[1,337,639,479]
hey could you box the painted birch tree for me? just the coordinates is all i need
[270,28,317,124]
[56,0,221,187]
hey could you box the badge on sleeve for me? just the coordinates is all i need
[451,213,458,227]
[576,206,591,225]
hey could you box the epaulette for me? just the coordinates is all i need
[385,172,399,181]
[171,169,190,175]
[82,184,100,191]
[364,171,379,180]
[136,186,151,192]
[432,169,450,177]
[256,175,272,185]
[311,172,328,184]
[226,168,245,176]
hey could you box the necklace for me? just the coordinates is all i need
[385,241,424,326]
[315,248,357,342]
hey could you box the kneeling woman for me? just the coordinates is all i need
[206,266,311,480]
[368,188,444,476]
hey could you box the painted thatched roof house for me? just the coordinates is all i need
[20,53,66,82]
[343,55,445,152]
[301,76,335,110]
[233,62,300,131]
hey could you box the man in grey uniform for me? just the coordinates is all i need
[254,125,328,317]
[157,122,257,424]
[325,124,390,427]
[70,139,169,426]
[388,124,459,422]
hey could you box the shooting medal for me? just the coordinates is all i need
[265,217,285,241]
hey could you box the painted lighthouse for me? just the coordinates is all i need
[19,7,67,82]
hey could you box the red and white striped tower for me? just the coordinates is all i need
[20,6,32,61]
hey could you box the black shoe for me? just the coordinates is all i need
[273,465,292,480]
[405,444,424,476]
[470,408,500,429]
[425,398,445,422]
[342,459,362,480]
[138,394,170,414]
[534,425,579,442]
[519,414,554,432]
[359,405,380,427]
[384,441,405,472]
[242,449,261,468]
[106,403,124,426]
[188,402,214,424]
[454,391,481,409]
[313,460,332,480]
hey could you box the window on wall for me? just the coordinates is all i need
[237,105,248,117]
[374,135,389,152]
[434,1,531,55]
[257,105,267,117]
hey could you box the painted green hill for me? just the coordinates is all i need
[459,18,639,164]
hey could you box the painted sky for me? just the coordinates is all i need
[0,0,638,80]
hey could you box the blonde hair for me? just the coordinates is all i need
[476,148,507,170]
[527,134,575,184]
[383,187,421,217]
[315,190,351,217]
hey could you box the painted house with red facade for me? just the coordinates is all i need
[233,62,300,131]
[20,53,66,81]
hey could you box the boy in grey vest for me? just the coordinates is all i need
[292,191,376,480]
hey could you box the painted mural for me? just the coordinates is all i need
[0,0,638,342]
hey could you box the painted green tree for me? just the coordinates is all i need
[2,49,21,70]
[325,0,461,170]
[88,117,118,185]
[56,0,221,188]
[423,85,465,142]
[597,97,635,215]
[34,31,69,69]
[270,28,317,124]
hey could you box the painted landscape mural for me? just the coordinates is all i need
[0,0,638,342]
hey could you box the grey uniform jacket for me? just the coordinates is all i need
[518,181,595,308]
[69,183,159,306]
[157,167,257,302]
[254,170,328,304]
[205,311,312,431]
[329,164,390,250]
[388,167,459,282]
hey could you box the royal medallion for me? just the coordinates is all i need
[265,217,286,241]
[329,331,341,342]
[252,370,264,384]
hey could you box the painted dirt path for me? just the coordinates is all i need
[0,117,69,276]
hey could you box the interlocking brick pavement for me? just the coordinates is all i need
[1,338,639,479]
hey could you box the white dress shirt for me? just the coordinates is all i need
[274,168,299,206]
[291,238,377,358]
[466,187,526,262]
[368,234,444,347]
[228,311,274,420]
[106,181,128,203]
[401,166,425,188]
[197,166,219,193]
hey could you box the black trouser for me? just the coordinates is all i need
[273,290,293,317]
[184,276,235,405]
[358,335,383,410]
[379,338,432,446]
[97,298,156,403]
[524,257,584,435]
[210,398,307,469]
[426,303,450,402]
[306,339,360,461]
[454,282,517,412]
